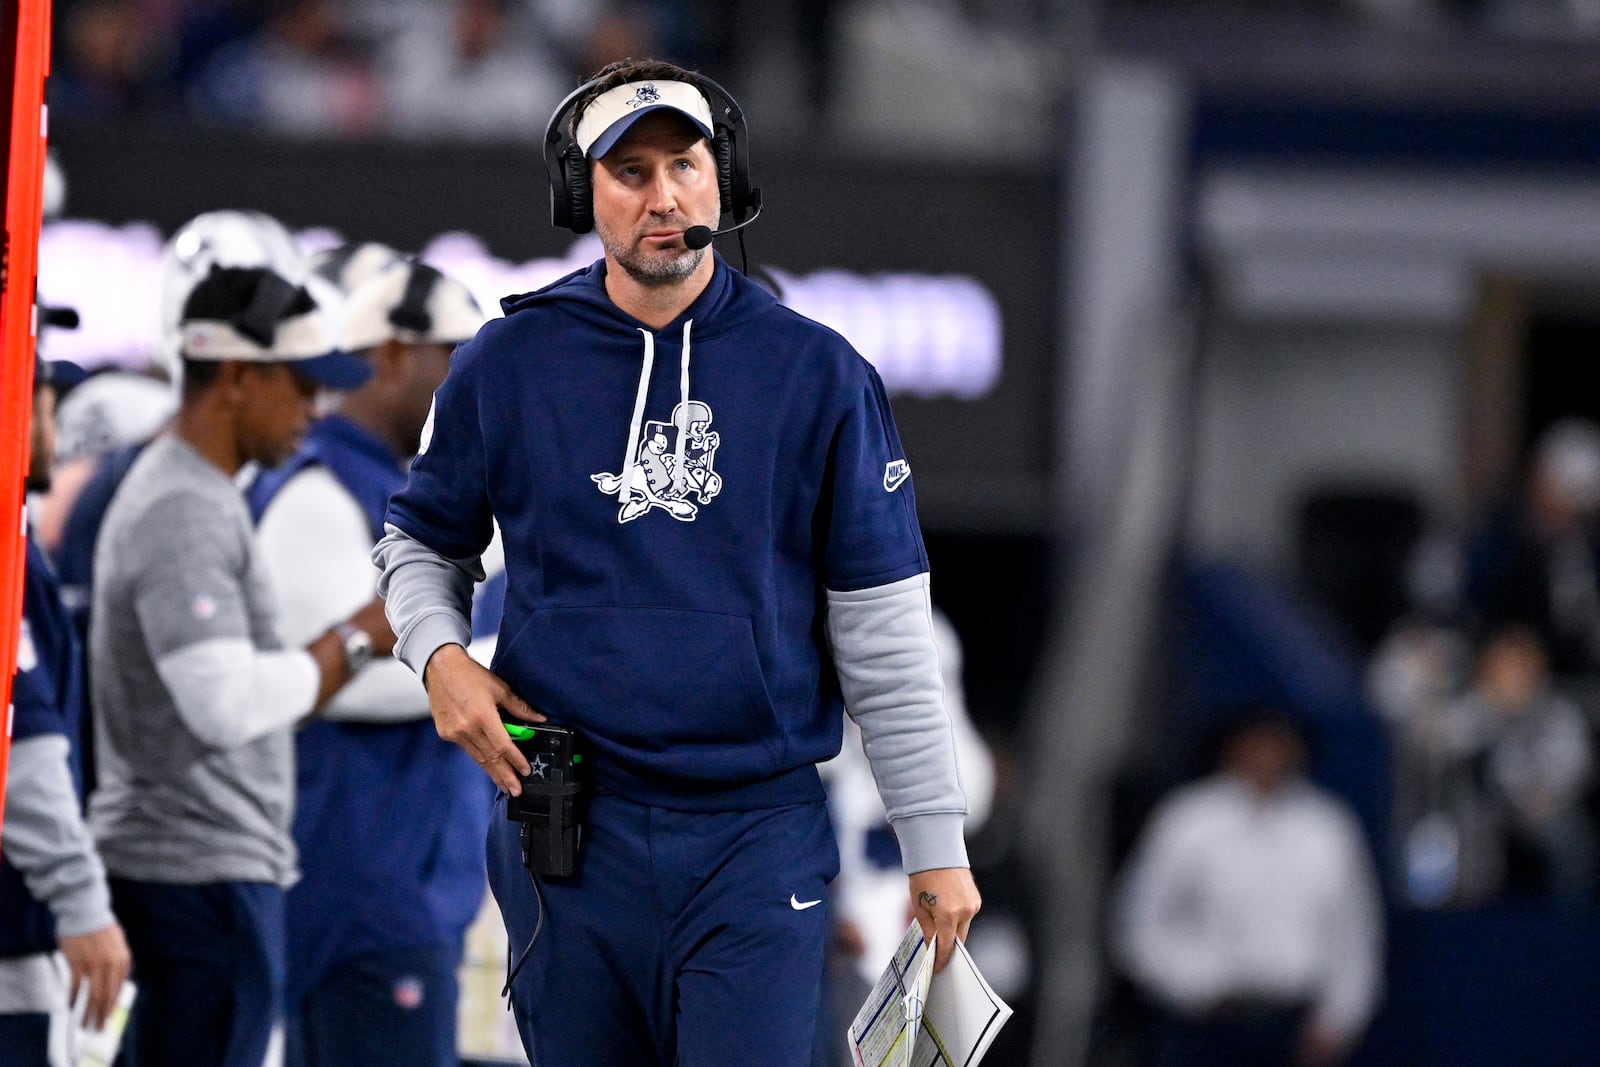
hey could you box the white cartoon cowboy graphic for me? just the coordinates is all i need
[670,400,722,504]
[590,401,722,524]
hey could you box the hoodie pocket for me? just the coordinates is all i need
[498,606,786,783]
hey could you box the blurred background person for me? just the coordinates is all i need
[1462,417,1600,680]
[1111,707,1384,1067]
[186,0,384,136]
[0,354,130,1067]
[247,250,491,1067]
[48,211,300,802]
[373,0,598,143]
[1366,616,1503,907]
[33,370,175,565]
[48,0,163,120]
[1454,624,1597,902]
[83,234,392,1067]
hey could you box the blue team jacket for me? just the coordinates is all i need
[1,536,88,958]
[385,255,929,813]
[248,416,491,1002]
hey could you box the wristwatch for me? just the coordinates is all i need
[335,622,375,674]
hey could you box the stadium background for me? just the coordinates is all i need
[14,0,1600,1063]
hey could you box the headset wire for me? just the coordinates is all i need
[501,868,545,1004]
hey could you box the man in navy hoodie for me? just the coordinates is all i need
[374,58,981,1066]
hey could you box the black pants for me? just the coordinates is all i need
[0,1013,52,1067]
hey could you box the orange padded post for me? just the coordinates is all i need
[0,0,53,836]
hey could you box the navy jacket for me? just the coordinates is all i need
[385,256,928,812]
[1,536,88,957]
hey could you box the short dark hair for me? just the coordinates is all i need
[1201,702,1311,772]
[571,58,706,137]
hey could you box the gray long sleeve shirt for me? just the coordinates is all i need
[87,435,313,887]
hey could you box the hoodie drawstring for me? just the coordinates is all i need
[671,320,692,495]
[617,321,693,503]
[617,328,656,503]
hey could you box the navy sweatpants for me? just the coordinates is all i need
[109,878,284,1067]
[488,792,839,1067]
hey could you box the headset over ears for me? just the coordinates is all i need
[542,72,762,236]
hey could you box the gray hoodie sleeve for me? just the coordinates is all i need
[0,735,116,938]
[826,572,969,873]
[372,524,483,678]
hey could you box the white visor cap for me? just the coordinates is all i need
[179,273,370,389]
[312,241,406,294]
[575,79,715,159]
[340,260,487,353]
[159,210,308,371]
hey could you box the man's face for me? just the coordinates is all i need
[1223,724,1304,796]
[236,362,317,467]
[590,111,721,288]
[26,383,57,493]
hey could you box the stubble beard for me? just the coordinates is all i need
[598,216,707,288]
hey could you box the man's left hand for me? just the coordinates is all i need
[58,922,131,1031]
[908,867,981,973]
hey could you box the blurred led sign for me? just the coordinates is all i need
[38,221,1001,400]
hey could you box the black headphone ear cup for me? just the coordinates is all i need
[713,132,736,219]
[565,142,594,234]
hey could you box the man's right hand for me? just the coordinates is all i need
[58,921,131,1031]
[424,643,544,795]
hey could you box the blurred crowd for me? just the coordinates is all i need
[47,0,839,139]
[1370,417,1600,910]
[43,0,1600,175]
[46,0,1600,145]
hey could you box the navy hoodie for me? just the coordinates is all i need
[385,255,929,811]
[1,535,88,957]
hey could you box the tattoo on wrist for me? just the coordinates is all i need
[918,891,938,911]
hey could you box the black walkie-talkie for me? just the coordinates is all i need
[502,723,586,878]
